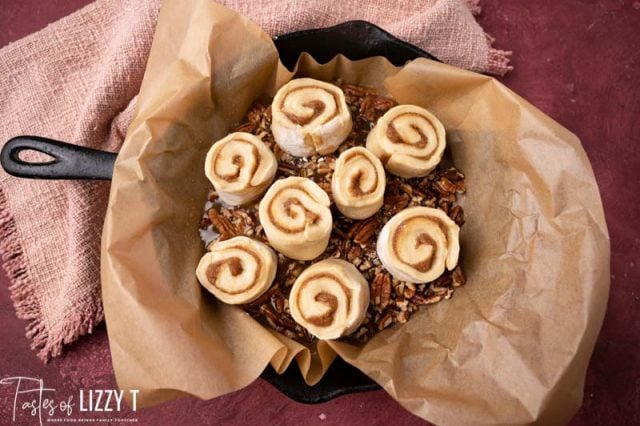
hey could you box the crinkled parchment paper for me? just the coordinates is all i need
[101,0,610,423]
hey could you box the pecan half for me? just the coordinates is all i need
[433,177,458,195]
[352,217,379,245]
[452,266,466,287]
[403,283,416,299]
[208,208,237,240]
[361,95,397,122]
[377,311,394,330]
[347,245,363,262]
[442,167,465,182]
[449,205,465,226]
[383,194,410,215]
[412,294,444,305]
[371,272,392,309]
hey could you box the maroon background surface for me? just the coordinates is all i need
[1,1,638,425]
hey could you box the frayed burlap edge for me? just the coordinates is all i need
[0,187,104,362]
[464,0,513,76]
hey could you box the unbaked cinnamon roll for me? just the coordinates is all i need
[289,259,369,340]
[366,105,446,178]
[331,147,386,219]
[196,236,277,304]
[258,177,332,260]
[377,206,460,283]
[271,78,352,157]
[205,132,277,206]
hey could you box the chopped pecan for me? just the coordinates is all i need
[371,272,392,309]
[433,177,458,195]
[396,311,409,324]
[316,164,332,176]
[403,283,416,299]
[412,293,444,305]
[207,208,236,240]
[430,286,449,297]
[452,266,466,287]
[449,205,465,226]
[317,181,332,195]
[361,95,397,122]
[342,83,369,98]
[352,217,379,245]
[432,273,451,289]
[247,103,267,125]
[347,245,363,261]
[383,194,410,215]
[278,164,297,176]
[400,183,414,196]
[270,293,286,313]
[259,304,280,328]
[437,199,450,215]
[442,167,465,182]
[233,122,256,133]
[377,311,394,330]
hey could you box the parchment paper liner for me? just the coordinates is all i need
[101,0,610,423]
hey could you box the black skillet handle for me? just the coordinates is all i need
[0,136,116,180]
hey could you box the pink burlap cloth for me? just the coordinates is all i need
[0,0,511,362]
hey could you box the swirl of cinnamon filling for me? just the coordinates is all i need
[331,147,386,219]
[377,206,460,283]
[204,132,277,206]
[271,78,352,157]
[289,259,369,340]
[258,177,332,260]
[196,236,277,304]
[366,105,446,178]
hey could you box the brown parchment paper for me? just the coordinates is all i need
[101,0,610,423]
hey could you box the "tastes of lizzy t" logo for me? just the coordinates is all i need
[0,376,139,425]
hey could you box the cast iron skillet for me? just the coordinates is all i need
[1,21,437,403]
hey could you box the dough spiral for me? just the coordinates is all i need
[366,105,446,178]
[377,206,460,283]
[271,78,352,157]
[258,177,332,260]
[331,147,386,219]
[205,132,277,205]
[196,236,277,304]
[289,259,369,340]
